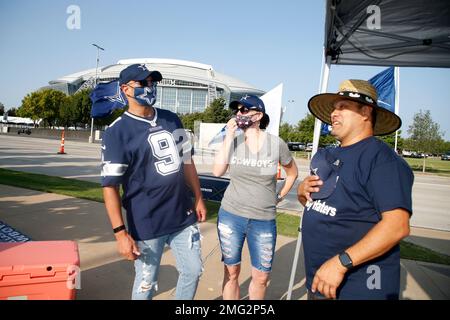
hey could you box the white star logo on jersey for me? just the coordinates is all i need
[105,82,127,106]
[311,167,318,176]
[138,64,148,71]
[242,95,250,100]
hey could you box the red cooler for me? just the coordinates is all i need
[0,241,80,300]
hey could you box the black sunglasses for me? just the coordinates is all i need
[234,107,251,114]
[137,79,157,87]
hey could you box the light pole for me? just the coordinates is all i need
[283,99,295,123]
[89,43,105,143]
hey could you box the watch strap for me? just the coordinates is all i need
[113,225,126,234]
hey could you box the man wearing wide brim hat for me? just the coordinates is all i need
[298,79,414,300]
[308,79,401,136]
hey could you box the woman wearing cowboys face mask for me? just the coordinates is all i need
[213,95,298,300]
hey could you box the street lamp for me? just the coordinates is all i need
[89,43,105,143]
[283,100,295,121]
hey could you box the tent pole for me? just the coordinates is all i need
[286,208,304,300]
[286,53,331,300]
[312,55,331,156]
[394,67,400,153]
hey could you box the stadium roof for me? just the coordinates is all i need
[50,58,265,94]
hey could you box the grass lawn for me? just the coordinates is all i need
[0,168,103,202]
[291,153,450,175]
[403,157,450,175]
[291,151,311,159]
[0,168,449,265]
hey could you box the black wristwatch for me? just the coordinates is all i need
[276,193,283,204]
[338,252,353,269]
[113,225,126,234]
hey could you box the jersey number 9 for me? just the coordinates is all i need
[148,131,181,176]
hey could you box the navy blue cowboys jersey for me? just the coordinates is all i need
[101,109,196,241]
[302,137,413,299]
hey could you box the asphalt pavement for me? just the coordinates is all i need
[1,134,449,300]
[1,134,449,231]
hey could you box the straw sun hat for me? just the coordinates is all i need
[308,79,401,136]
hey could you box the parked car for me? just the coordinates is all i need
[402,150,427,158]
[321,142,340,148]
[287,142,306,151]
[402,150,413,157]
[17,128,31,135]
[410,152,427,158]
[441,152,450,161]
[305,143,313,152]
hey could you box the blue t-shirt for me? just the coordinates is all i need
[101,109,196,241]
[302,136,414,300]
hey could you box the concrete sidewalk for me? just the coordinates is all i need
[0,184,449,300]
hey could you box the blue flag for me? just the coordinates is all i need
[208,126,243,147]
[90,80,128,118]
[208,126,227,147]
[368,67,395,113]
[321,122,332,135]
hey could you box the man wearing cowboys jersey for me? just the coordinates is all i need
[101,64,206,300]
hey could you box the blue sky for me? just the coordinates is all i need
[1,0,449,139]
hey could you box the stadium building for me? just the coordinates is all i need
[45,58,265,114]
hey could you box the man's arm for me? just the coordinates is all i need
[103,186,140,260]
[311,208,410,299]
[184,159,207,222]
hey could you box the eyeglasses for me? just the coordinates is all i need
[235,107,250,114]
[137,79,156,87]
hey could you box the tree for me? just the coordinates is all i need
[18,89,66,127]
[407,109,444,171]
[40,89,67,128]
[7,107,18,117]
[179,112,203,131]
[440,141,450,154]
[279,122,293,142]
[59,95,78,128]
[202,97,232,123]
[295,113,315,142]
[178,97,231,131]
[407,109,444,155]
[59,89,93,128]
[18,91,41,121]
[0,102,4,115]
[78,89,93,126]
[96,107,127,128]
[292,113,337,145]
[377,130,404,150]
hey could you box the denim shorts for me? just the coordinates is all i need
[217,207,277,272]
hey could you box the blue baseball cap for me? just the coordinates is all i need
[310,148,342,200]
[119,64,163,85]
[229,95,265,113]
